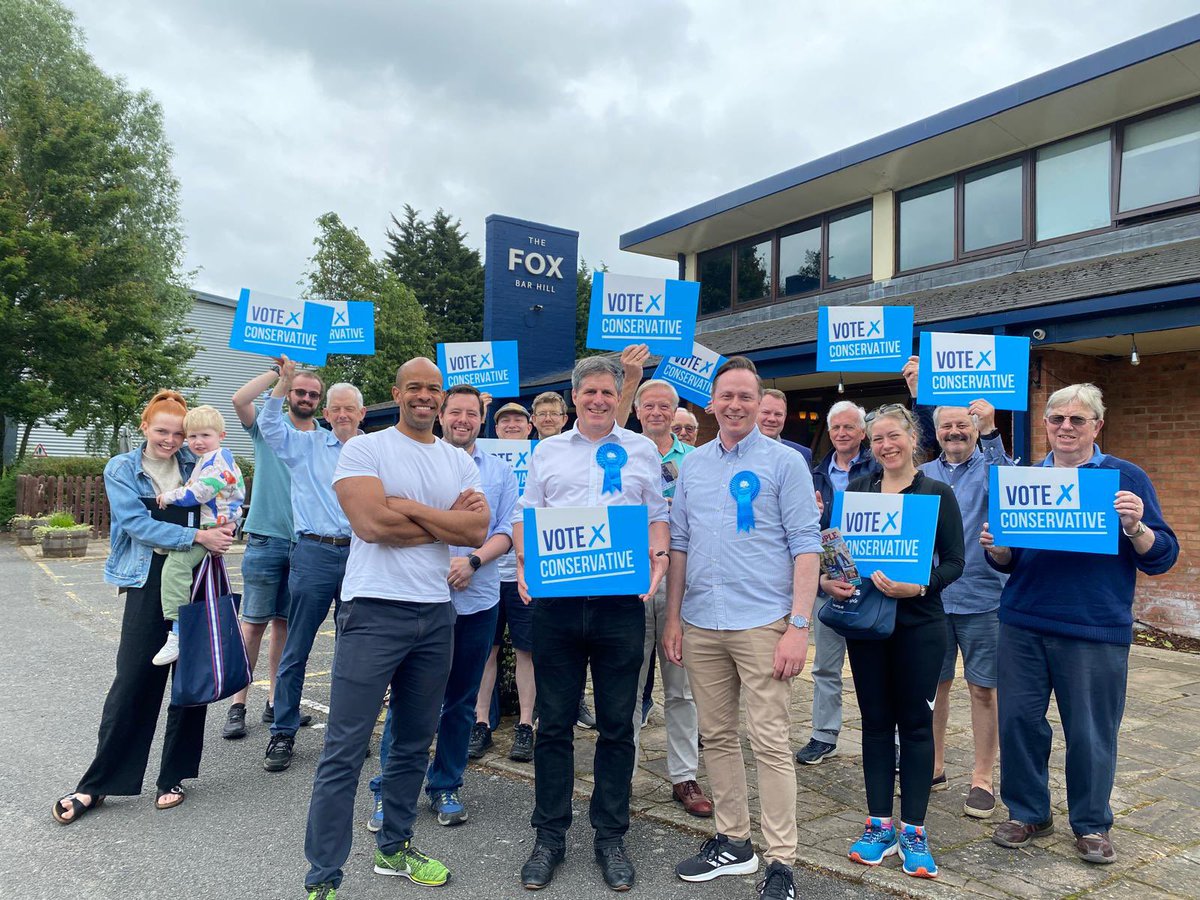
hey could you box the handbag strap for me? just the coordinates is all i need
[189,552,212,604]
[187,551,228,604]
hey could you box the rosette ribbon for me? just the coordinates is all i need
[729,470,761,533]
[596,442,628,494]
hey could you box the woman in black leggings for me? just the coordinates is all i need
[820,404,964,880]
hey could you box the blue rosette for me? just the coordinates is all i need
[729,471,761,532]
[596,442,628,494]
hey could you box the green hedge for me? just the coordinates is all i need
[15,456,110,477]
[0,471,15,527]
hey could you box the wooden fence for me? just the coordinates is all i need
[16,475,111,536]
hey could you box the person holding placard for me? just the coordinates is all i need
[663,356,822,900]
[824,404,964,880]
[980,384,1178,866]
[512,356,670,892]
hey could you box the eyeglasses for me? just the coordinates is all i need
[671,424,698,435]
[865,402,907,424]
[533,410,565,420]
[291,389,321,400]
[1045,414,1097,428]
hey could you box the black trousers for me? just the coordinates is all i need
[847,617,946,825]
[76,554,207,796]
[530,594,645,850]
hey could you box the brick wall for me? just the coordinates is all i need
[1030,349,1199,637]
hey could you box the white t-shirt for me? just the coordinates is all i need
[333,427,481,603]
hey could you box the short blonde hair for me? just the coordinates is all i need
[532,391,567,415]
[184,405,226,433]
[1045,383,1105,421]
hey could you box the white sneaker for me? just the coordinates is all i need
[153,631,179,666]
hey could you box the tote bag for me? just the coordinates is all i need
[170,553,252,707]
[817,580,897,641]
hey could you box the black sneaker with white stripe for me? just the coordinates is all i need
[756,861,795,899]
[675,834,759,882]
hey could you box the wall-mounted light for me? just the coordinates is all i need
[1130,334,1140,367]
[529,304,544,312]
[837,373,845,395]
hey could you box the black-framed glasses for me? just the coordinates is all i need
[291,389,321,400]
[1045,414,1097,428]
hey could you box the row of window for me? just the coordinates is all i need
[698,99,1200,316]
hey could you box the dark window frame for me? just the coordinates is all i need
[1030,126,1115,247]
[1113,97,1200,222]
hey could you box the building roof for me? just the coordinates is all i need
[527,237,1200,388]
[621,15,1200,258]
[192,289,237,308]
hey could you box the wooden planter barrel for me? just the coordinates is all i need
[41,530,91,558]
[14,518,49,545]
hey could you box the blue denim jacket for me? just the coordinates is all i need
[104,444,199,588]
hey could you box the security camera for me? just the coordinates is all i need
[1031,328,1046,341]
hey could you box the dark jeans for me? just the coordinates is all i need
[998,622,1129,835]
[77,554,207,796]
[304,598,454,890]
[530,594,644,850]
[272,539,348,737]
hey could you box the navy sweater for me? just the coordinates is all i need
[987,454,1179,645]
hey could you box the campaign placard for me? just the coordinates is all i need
[817,306,914,372]
[314,300,375,355]
[652,342,726,407]
[229,289,335,366]
[832,492,941,584]
[585,272,699,356]
[436,340,521,397]
[476,438,537,496]
[917,332,1030,410]
[988,466,1120,554]
[522,505,650,598]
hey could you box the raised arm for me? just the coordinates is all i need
[335,476,439,546]
[615,343,649,427]
[231,365,280,429]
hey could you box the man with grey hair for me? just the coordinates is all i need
[630,378,712,818]
[258,357,366,774]
[672,407,700,446]
[512,354,670,892]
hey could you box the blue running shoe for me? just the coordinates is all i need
[897,823,938,878]
[367,789,383,832]
[848,817,898,866]
[429,790,467,826]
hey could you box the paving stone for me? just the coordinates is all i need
[1123,854,1200,895]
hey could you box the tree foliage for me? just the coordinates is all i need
[384,205,484,344]
[0,0,197,460]
[307,212,433,405]
[575,258,607,359]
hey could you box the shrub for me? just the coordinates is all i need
[17,457,109,478]
[0,471,15,528]
[45,509,78,528]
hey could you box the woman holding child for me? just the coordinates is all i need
[51,390,236,823]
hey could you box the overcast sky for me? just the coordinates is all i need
[63,0,1200,300]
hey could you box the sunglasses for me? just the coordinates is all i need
[672,424,698,434]
[291,389,321,400]
[865,402,907,424]
[1046,414,1097,428]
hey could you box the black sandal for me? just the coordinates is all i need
[154,785,186,810]
[52,793,104,825]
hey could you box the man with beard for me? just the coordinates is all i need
[258,359,367,773]
[222,363,323,739]
[302,358,489,898]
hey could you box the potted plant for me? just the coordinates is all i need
[10,514,50,546]
[34,510,92,558]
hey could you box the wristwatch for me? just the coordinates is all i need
[919,585,928,597]
[269,364,281,375]
[468,553,482,571]
[788,614,810,630]
[1122,521,1147,538]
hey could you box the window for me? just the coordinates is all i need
[736,237,773,303]
[827,205,872,282]
[898,177,954,271]
[1119,105,1200,213]
[1036,130,1111,240]
[697,248,732,316]
[778,223,821,296]
[963,158,1023,251]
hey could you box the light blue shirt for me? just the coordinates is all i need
[1040,443,1106,468]
[826,449,866,494]
[450,444,519,616]
[919,433,1011,615]
[670,427,822,631]
[242,406,325,541]
[257,396,351,538]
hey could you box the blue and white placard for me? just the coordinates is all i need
[586,272,699,356]
[917,332,1030,411]
[522,505,650,598]
[476,438,537,496]
[436,340,521,397]
[652,342,726,407]
[317,300,375,355]
[229,288,335,366]
[817,306,914,372]
[988,466,1119,554]
[832,492,941,583]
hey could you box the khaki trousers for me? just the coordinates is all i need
[683,618,797,866]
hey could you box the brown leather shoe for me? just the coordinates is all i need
[1075,832,1116,864]
[992,818,1055,848]
[671,780,714,818]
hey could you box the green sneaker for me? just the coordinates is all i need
[305,884,335,900]
[374,840,451,886]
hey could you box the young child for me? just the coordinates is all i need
[152,405,246,666]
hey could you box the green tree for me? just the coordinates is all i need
[0,0,197,459]
[384,205,484,344]
[307,212,433,405]
[575,258,608,358]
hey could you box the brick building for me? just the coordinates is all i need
[523,16,1200,635]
